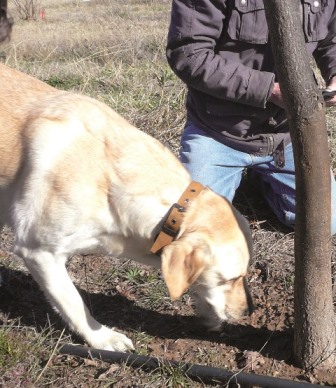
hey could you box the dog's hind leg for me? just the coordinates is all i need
[14,246,134,351]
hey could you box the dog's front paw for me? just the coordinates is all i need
[88,326,135,352]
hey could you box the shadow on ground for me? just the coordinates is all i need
[0,265,293,364]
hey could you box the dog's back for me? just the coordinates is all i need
[0,63,189,248]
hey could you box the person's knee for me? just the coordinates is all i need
[257,176,296,228]
[278,208,295,230]
[277,202,336,236]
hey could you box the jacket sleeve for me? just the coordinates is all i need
[166,0,275,109]
[313,4,336,84]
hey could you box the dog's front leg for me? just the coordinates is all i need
[15,247,134,351]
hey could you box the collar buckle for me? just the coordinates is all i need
[150,181,205,255]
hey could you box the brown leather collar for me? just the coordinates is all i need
[150,181,205,255]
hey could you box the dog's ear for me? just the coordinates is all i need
[161,239,210,300]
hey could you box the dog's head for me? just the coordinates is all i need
[161,189,253,330]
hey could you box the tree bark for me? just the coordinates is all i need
[264,1,336,369]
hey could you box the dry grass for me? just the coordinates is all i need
[4,0,185,150]
[0,0,336,386]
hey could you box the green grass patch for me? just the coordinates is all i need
[44,74,84,90]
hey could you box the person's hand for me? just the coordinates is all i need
[325,76,336,107]
[268,82,284,108]
[269,79,336,108]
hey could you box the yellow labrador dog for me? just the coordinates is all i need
[0,63,253,351]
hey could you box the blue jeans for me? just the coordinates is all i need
[180,122,336,235]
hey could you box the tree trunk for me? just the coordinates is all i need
[264,1,336,369]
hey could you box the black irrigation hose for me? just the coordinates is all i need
[59,344,323,387]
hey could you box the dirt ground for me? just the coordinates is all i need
[1,180,336,387]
